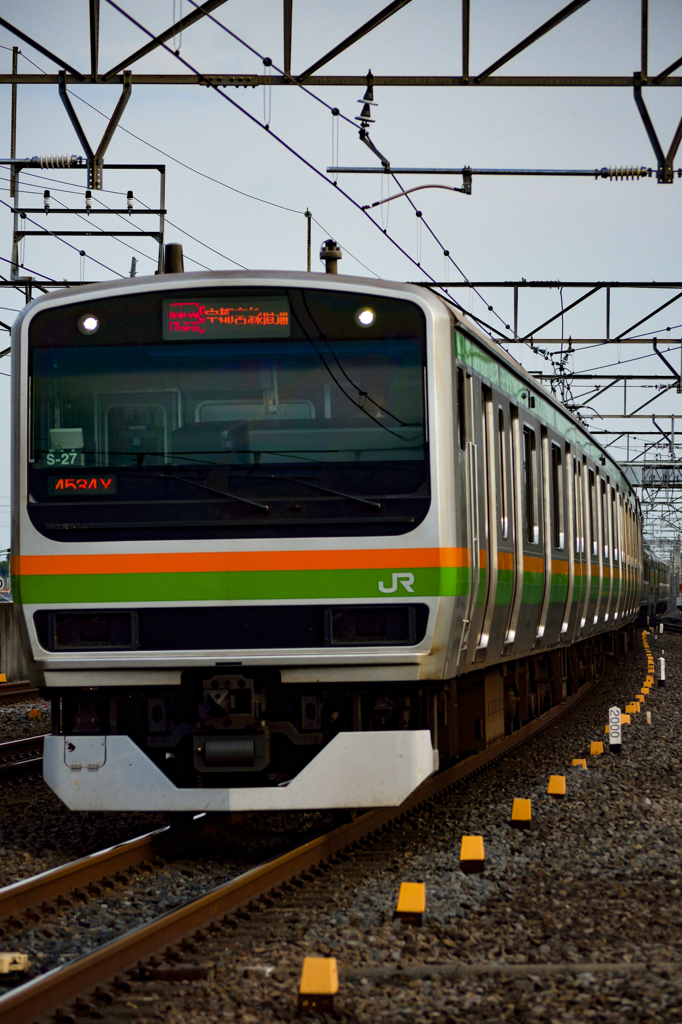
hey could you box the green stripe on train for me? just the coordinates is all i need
[15,566,473,605]
[15,567,585,607]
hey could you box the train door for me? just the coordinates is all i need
[561,446,577,638]
[601,477,614,623]
[485,398,515,658]
[447,361,474,674]
[458,372,488,665]
[572,455,587,636]
[624,502,633,616]
[538,434,569,645]
[612,488,623,620]
[582,460,598,632]
[475,386,498,656]
[503,404,524,651]
[509,415,544,651]
[627,502,636,616]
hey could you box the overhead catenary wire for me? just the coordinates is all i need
[103,0,509,340]
[183,0,510,336]
[13,40,395,281]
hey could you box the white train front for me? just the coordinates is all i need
[10,271,643,812]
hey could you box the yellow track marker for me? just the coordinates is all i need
[590,741,604,755]
[604,723,610,734]
[393,882,426,925]
[621,714,631,725]
[298,958,339,1014]
[460,835,485,874]
[0,674,5,683]
[28,709,40,720]
[0,953,29,976]
[572,759,587,769]
[510,798,532,830]
[547,775,566,797]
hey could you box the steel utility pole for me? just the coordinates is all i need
[9,46,17,198]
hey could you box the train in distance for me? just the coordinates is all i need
[9,256,671,813]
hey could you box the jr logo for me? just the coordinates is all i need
[378,572,415,594]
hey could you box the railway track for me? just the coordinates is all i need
[0,671,605,1024]
[0,680,40,706]
[0,734,45,782]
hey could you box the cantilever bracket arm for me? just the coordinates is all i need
[359,129,391,170]
[633,71,682,183]
[653,340,682,393]
[652,415,673,448]
[58,70,132,189]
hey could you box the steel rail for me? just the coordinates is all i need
[0,734,46,758]
[0,757,42,782]
[0,681,40,706]
[0,734,45,782]
[0,668,605,1024]
[0,825,171,924]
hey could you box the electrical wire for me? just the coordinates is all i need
[103,0,510,339]
[14,42,398,280]
[0,254,59,282]
[183,0,510,335]
[0,197,124,278]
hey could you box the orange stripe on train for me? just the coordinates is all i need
[13,547,471,577]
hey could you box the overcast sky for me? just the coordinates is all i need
[1,0,681,548]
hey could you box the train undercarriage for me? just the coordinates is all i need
[44,625,636,810]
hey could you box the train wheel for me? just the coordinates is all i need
[592,639,606,683]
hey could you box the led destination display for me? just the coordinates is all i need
[48,476,117,496]
[162,295,290,339]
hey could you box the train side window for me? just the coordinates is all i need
[601,479,609,559]
[551,443,564,549]
[588,469,597,557]
[574,458,583,554]
[457,367,466,451]
[523,425,538,544]
[498,408,508,539]
[611,487,618,562]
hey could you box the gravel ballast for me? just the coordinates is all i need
[4,629,682,1022]
[77,628,682,1024]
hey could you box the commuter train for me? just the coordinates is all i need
[11,270,647,813]
[640,546,671,624]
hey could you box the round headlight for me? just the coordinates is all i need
[78,314,99,335]
[355,307,375,327]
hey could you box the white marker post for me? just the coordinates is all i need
[658,656,666,687]
[608,705,622,754]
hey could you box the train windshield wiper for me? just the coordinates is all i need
[274,475,381,510]
[138,472,269,512]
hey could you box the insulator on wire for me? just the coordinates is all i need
[85,189,92,213]
[30,154,85,168]
[127,190,134,214]
[597,166,651,180]
[43,190,50,213]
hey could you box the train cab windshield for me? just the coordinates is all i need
[27,285,429,540]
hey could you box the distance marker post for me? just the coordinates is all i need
[608,705,622,753]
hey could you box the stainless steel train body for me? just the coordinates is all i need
[640,546,671,623]
[11,272,644,812]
